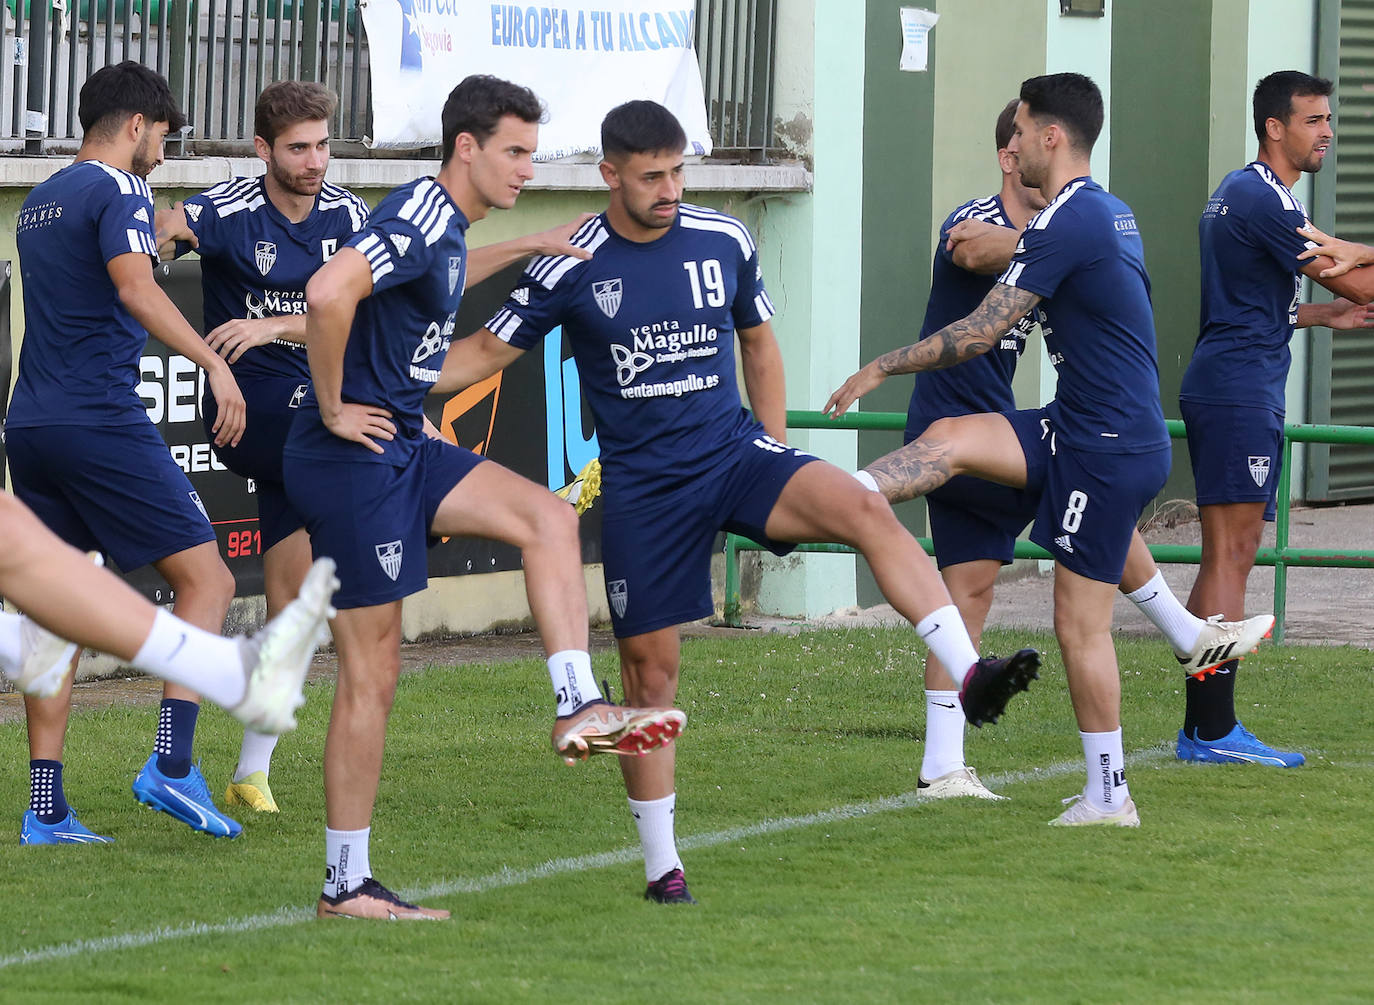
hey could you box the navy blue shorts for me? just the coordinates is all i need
[1180,400,1282,521]
[1023,416,1171,584]
[600,431,818,638]
[7,422,215,571]
[284,437,485,609]
[923,409,1048,568]
[204,376,310,550]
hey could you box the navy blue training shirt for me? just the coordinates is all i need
[485,204,774,509]
[1180,161,1315,415]
[284,177,468,467]
[997,177,1168,453]
[10,160,161,428]
[184,176,368,380]
[907,194,1036,437]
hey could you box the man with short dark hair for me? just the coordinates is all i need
[439,99,1040,904]
[828,73,1169,827]
[1177,69,1374,767]
[908,102,1277,800]
[11,60,248,842]
[289,75,684,920]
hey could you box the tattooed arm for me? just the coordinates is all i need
[823,283,1042,417]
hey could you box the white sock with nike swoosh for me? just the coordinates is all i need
[1124,571,1203,653]
[915,606,978,686]
[131,608,247,708]
[921,690,967,780]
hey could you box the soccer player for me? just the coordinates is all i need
[10,61,249,841]
[907,102,1276,800]
[438,99,1041,905]
[155,81,370,814]
[287,76,686,921]
[1177,70,1374,767]
[827,73,1168,827]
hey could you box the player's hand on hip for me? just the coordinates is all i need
[323,403,396,455]
[824,362,885,418]
[206,366,247,448]
[206,317,285,363]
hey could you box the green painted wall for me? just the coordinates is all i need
[1109,0,1217,510]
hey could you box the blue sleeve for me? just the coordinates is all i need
[997,210,1084,298]
[182,192,221,256]
[95,185,158,265]
[732,249,774,330]
[346,213,436,295]
[484,264,577,350]
[1244,190,1314,272]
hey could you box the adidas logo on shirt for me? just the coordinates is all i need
[511,287,530,305]
[185,203,202,222]
[391,234,411,257]
[133,206,150,223]
[1054,535,1074,553]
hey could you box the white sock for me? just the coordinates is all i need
[132,609,247,709]
[915,607,978,686]
[1125,571,1203,653]
[324,826,372,897]
[234,729,280,781]
[0,611,23,679]
[548,650,602,717]
[1080,728,1129,812]
[920,690,967,779]
[629,793,682,882]
[853,470,880,493]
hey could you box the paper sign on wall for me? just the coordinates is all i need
[899,8,938,72]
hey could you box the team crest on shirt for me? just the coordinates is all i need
[188,491,209,521]
[448,257,463,295]
[184,203,202,222]
[376,540,404,581]
[1249,455,1271,487]
[254,241,277,276]
[592,278,623,318]
[607,578,628,618]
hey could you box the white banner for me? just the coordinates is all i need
[360,1,713,158]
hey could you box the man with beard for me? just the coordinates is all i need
[10,61,248,842]
[437,100,1041,905]
[156,81,371,814]
[1176,70,1374,767]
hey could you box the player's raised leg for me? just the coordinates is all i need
[429,457,686,762]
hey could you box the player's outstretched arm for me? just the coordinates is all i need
[1297,223,1374,278]
[823,283,1041,418]
[466,213,597,286]
[108,251,246,447]
[305,247,395,454]
[432,327,525,395]
[946,219,1021,275]
[737,320,788,442]
[1297,298,1374,331]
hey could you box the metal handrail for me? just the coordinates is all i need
[721,410,1374,643]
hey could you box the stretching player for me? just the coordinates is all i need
[1177,70,1374,766]
[907,101,1275,799]
[287,76,685,920]
[11,61,248,841]
[828,74,1169,827]
[439,100,1040,905]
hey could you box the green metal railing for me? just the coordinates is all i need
[722,411,1374,643]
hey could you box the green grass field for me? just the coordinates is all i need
[2,627,1371,1002]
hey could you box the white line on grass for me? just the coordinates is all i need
[0,745,1171,970]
